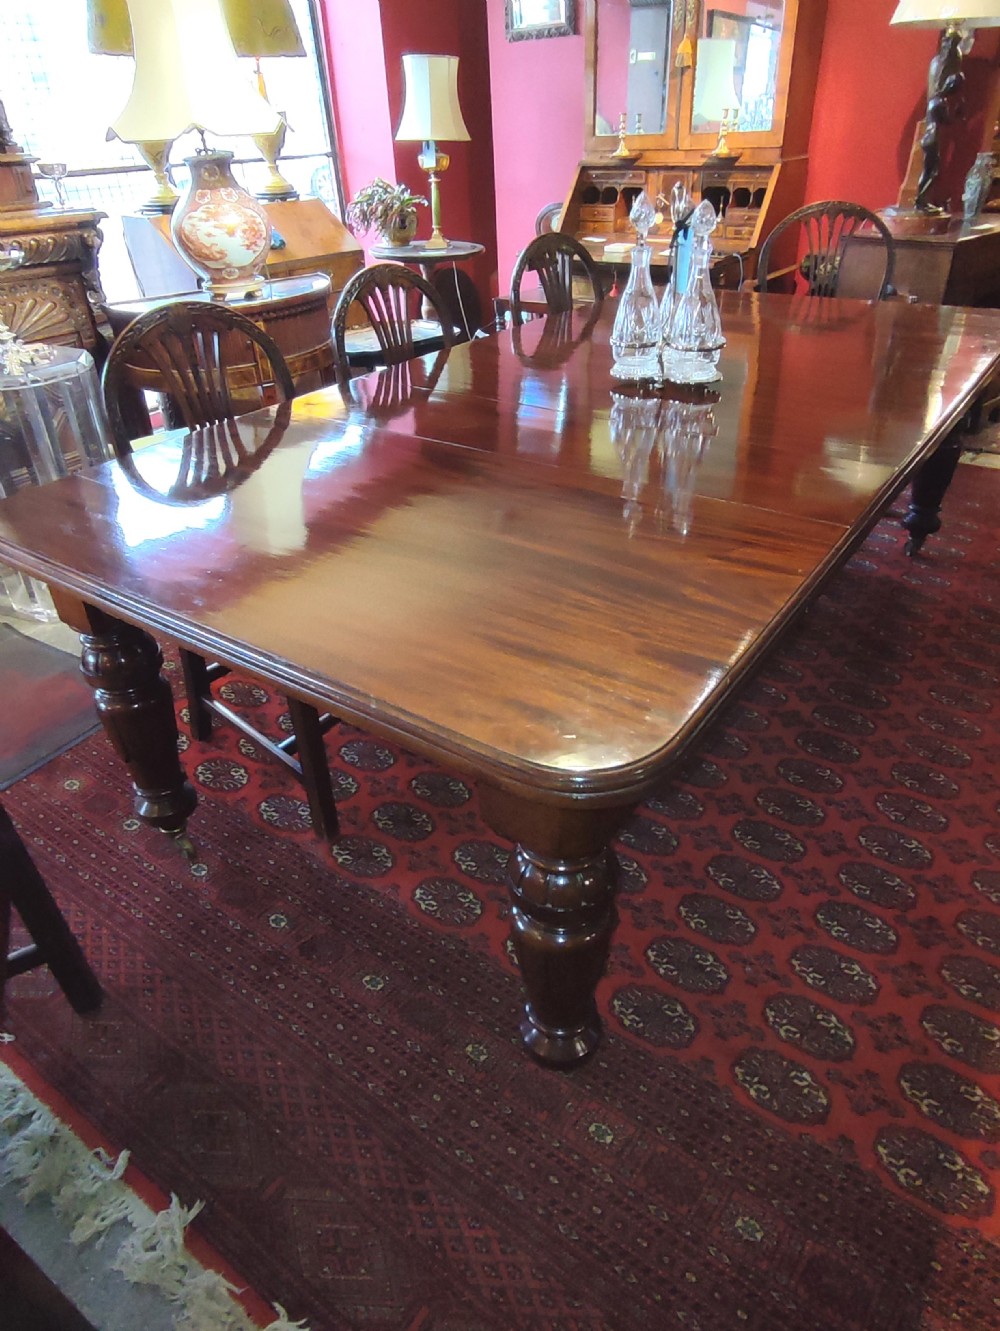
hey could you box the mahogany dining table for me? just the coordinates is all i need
[0,290,997,1067]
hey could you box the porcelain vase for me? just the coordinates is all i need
[171,150,272,297]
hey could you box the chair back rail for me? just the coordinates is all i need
[755,201,896,301]
[101,301,294,455]
[509,232,603,325]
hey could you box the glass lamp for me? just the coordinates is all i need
[395,54,471,250]
[890,1,1000,213]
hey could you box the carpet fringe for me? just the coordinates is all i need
[0,1058,310,1331]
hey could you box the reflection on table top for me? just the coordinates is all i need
[0,291,997,801]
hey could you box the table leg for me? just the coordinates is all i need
[479,786,630,1066]
[72,604,197,851]
[902,427,963,556]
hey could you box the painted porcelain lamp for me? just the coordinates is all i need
[106,0,281,296]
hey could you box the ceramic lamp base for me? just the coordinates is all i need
[170,150,271,297]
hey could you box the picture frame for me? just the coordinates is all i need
[505,0,576,42]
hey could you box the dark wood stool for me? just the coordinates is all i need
[0,800,102,1015]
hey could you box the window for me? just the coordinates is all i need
[0,0,341,300]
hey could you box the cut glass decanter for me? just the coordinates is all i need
[662,196,725,385]
[610,190,661,382]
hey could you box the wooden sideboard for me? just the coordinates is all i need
[121,197,363,312]
[0,206,107,355]
[844,214,1000,307]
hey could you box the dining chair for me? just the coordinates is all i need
[101,302,340,843]
[534,202,563,235]
[332,263,454,373]
[1,798,102,1015]
[508,232,604,327]
[754,201,896,300]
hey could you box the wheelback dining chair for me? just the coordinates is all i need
[100,301,340,843]
[508,232,605,327]
[1,797,102,1016]
[754,201,896,301]
[332,263,454,374]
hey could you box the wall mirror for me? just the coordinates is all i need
[587,0,791,150]
[506,0,577,41]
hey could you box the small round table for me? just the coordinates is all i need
[370,240,484,334]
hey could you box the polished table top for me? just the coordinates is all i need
[3,291,993,797]
[2,290,997,1061]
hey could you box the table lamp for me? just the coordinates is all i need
[890,1,1000,213]
[224,0,306,201]
[692,39,741,163]
[395,54,470,250]
[107,0,282,296]
[89,0,176,213]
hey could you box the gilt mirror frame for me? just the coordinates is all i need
[505,0,577,42]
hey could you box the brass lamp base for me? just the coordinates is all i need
[252,116,299,202]
[134,140,178,214]
[418,141,450,249]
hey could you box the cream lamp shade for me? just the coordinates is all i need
[394,54,470,250]
[395,55,471,144]
[89,0,307,57]
[225,0,306,58]
[692,39,740,124]
[109,0,281,143]
[890,1,1000,24]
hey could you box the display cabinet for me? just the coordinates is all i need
[561,0,827,278]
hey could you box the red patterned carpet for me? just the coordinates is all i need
[3,464,1000,1331]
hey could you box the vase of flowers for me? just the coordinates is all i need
[346,177,427,247]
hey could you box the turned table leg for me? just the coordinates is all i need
[902,427,963,556]
[68,603,197,851]
[479,787,630,1066]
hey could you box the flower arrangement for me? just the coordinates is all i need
[345,178,427,242]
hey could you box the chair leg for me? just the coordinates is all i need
[0,803,102,1016]
[179,648,214,740]
[286,697,340,843]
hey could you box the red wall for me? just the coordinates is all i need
[320,0,498,312]
[316,1,1000,319]
[482,0,1000,288]
[805,0,1000,211]
[484,2,586,291]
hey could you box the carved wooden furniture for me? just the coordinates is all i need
[333,263,453,371]
[755,201,897,299]
[0,207,107,356]
[101,302,339,844]
[509,232,604,325]
[561,0,827,281]
[368,240,485,338]
[1,292,996,1065]
[1,798,101,1014]
[101,300,294,445]
[104,274,338,403]
[121,197,364,309]
[845,213,1000,306]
